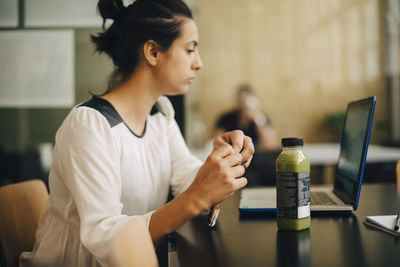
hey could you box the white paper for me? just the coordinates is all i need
[364,215,400,237]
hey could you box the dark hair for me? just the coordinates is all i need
[237,84,253,95]
[91,0,193,92]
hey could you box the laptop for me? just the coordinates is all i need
[239,96,376,212]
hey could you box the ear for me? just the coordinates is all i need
[143,40,159,67]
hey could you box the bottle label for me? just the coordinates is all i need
[276,171,310,219]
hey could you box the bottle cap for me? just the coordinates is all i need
[282,137,303,147]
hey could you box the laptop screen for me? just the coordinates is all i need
[334,97,375,207]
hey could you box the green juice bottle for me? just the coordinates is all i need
[276,137,310,231]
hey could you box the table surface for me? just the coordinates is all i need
[171,184,400,267]
[303,143,400,165]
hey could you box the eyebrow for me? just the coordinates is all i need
[187,40,198,47]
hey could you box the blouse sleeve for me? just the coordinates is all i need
[55,107,153,266]
[157,97,203,197]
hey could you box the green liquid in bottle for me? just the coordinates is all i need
[276,138,310,231]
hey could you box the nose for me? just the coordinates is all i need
[192,51,203,71]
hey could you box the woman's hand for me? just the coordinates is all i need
[186,142,248,211]
[213,130,255,168]
[149,131,254,244]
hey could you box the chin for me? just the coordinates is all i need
[167,85,189,96]
[181,85,190,93]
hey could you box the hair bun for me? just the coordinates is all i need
[97,0,125,21]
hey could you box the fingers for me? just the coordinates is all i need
[240,136,255,166]
[220,130,245,153]
[205,131,253,204]
[208,147,244,178]
[210,145,247,171]
[241,155,253,169]
[232,177,248,190]
[228,164,245,178]
[223,152,243,168]
[210,143,235,160]
[214,131,255,166]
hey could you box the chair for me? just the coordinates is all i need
[0,179,49,267]
[112,218,159,267]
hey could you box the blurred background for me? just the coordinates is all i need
[0,0,400,187]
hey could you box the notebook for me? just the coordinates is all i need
[239,96,376,213]
[364,215,400,237]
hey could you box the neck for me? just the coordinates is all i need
[101,66,161,135]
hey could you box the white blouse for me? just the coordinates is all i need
[20,96,203,267]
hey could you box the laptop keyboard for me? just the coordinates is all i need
[311,191,336,205]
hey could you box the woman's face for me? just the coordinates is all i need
[156,18,203,95]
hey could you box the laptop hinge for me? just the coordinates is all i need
[334,188,354,205]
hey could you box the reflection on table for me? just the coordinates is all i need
[170,184,400,267]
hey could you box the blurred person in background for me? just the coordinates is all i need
[215,84,279,150]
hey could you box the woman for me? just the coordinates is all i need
[20,0,254,266]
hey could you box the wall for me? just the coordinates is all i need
[0,0,392,152]
[75,29,113,102]
[0,29,112,152]
[188,0,388,144]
